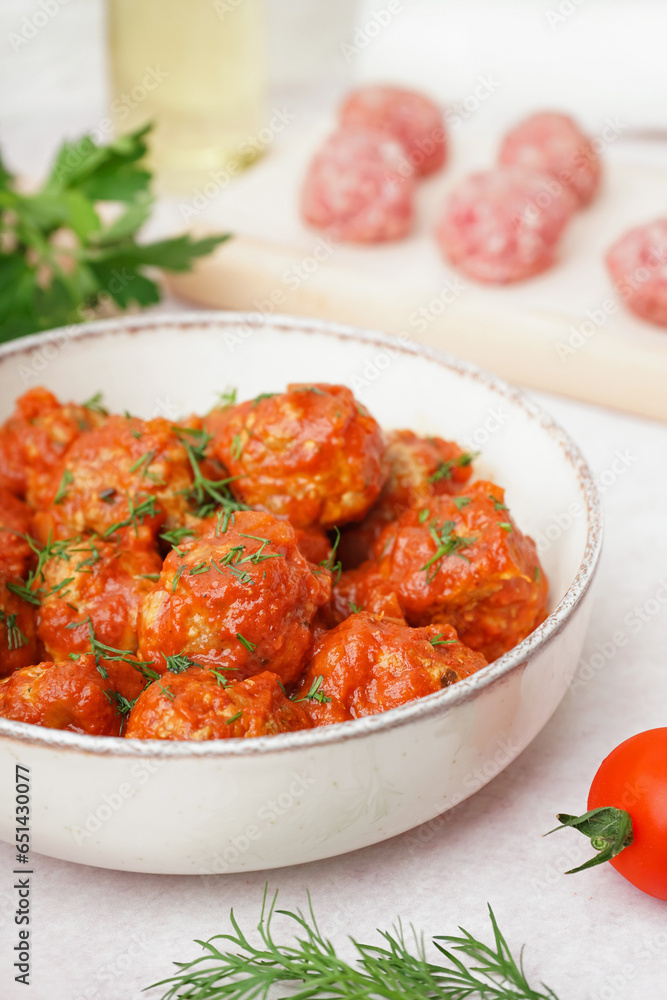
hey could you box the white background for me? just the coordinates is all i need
[1,3,667,998]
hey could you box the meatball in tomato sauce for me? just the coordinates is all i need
[209,384,386,529]
[293,614,485,726]
[0,387,104,506]
[0,654,142,736]
[354,481,547,661]
[138,510,331,685]
[125,669,310,740]
[339,430,475,568]
[36,536,162,663]
[35,414,199,545]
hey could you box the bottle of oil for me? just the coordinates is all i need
[107,0,266,193]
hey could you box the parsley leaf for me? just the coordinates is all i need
[0,123,230,342]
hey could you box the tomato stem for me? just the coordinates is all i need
[545,806,634,873]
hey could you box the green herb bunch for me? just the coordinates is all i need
[151,888,560,1000]
[0,123,228,341]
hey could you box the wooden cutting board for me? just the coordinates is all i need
[164,124,667,421]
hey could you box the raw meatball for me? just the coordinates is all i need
[0,654,141,735]
[301,127,415,243]
[125,669,310,740]
[357,481,548,661]
[36,537,162,662]
[340,85,446,176]
[606,219,667,327]
[293,613,486,726]
[339,430,475,568]
[138,511,332,685]
[35,415,199,545]
[209,384,386,529]
[499,111,600,209]
[435,167,575,284]
[0,388,104,506]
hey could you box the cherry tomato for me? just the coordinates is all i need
[587,728,667,900]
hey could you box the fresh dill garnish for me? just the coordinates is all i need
[103,688,141,722]
[237,534,282,565]
[209,668,231,687]
[172,564,187,592]
[155,681,176,701]
[217,508,234,537]
[82,392,108,416]
[0,610,28,651]
[149,888,561,1000]
[418,507,430,524]
[534,565,541,582]
[174,426,249,519]
[429,633,457,647]
[128,449,156,475]
[428,451,478,484]
[217,387,238,408]
[225,710,243,725]
[138,572,161,582]
[236,633,257,653]
[214,557,253,585]
[498,522,513,532]
[291,675,331,705]
[74,542,101,573]
[66,614,156,683]
[231,433,244,461]
[189,561,211,576]
[6,532,84,605]
[103,493,158,538]
[162,652,200,674]
[421,521,477,583]
[6,580,40,606]
[318,527,342,584]
[489,495,508,512]
[251,392,276,406]
[160,526,197,547]
[53,468,73,505]
[349,601,362,614]
[453,495,472,511]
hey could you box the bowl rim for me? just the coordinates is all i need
[0,310,603,758]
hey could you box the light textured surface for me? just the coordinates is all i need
[1,4,667,998]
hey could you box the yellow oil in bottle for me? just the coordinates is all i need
[107,0,266,193]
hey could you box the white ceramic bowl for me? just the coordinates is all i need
[0,313,601,874]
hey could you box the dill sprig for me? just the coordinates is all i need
[421,521,477,583]
[103,492,158,539]
[173,426,249,519]
[428,451,478,485]
[150,889,560,1000]
[291,675,331,705]
[317,527,341,584]
[7,531,82,606]
[0,609,28,651]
